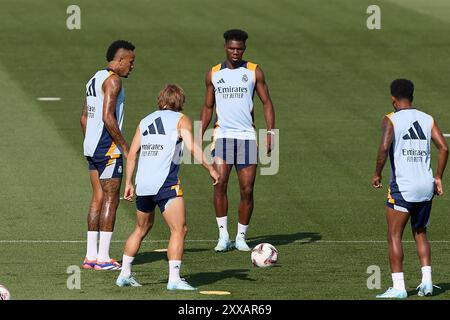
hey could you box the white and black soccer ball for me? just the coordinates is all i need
[251,243,278,268]
[0,285,11,300]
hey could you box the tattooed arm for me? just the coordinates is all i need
[431,119,449,195]
[372,116,394,188]
[102,74,129,158]
[80,98,87,137]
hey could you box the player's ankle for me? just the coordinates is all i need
[421,266,432,283]
[392,272,406,291]
[237,223,248,239]
[219,232,229,239]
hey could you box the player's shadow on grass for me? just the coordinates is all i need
[247,232,322,247]
[133,248,209,266]
[406,283,450,297]
[185,269,256,287]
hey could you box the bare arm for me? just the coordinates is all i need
[372,116,394,188]
[123,125,141,201]
[200,69,215,142]
[431,119,449,195]
[80,98,87,137]
[179,115,219,185]
[102,75,129,157]
[255,66,275,154]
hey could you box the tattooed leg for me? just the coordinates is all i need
[99,178,121,232]
[88,170,103,231]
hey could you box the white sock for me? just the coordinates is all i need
[169,260,181,282]
[392,272,406,291]
[120,255,134,278]
[216,216,229,239]
[97,231,113,263]
[237,223,248,239]
[421,266,432,283]
[86,231,98,261]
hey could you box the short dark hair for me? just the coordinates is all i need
[223,29,248,43]
[390,79,414,102]
[106,40,135,62]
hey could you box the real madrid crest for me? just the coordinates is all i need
[242,74,248,83]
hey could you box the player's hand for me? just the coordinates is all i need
[209,168,220,186]
[121,144,130,159]
[123,182,135,201]
[266,132,274,155]
[435,177,444,196]
[371,175,383,189]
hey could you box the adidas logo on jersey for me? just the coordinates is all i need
[402,121,426,140]
[143,117,166,136]
[217,78,225,84]
[86,78,96,97]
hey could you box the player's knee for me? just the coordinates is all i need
[387,231,401,243]
[240,185,254,199]
[103,194,119,207]
[88,210,100,221]
[387,234,393,244]
[94,187,104,199]
[178,224,188,236]
[90,195,103,211]
[413,228,428,242]
[413,227,427,235]
[171,223,187,237]
[137,224,152,238]
[215,181,228,194]
[89,202,102,214]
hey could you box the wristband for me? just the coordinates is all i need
[266,130,275,135]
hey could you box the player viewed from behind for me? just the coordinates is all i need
[80,40,135,270]
[372,79,448,298]
[116,84,220,290]
[200,29,276,252]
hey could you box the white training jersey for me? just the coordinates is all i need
[136,110,184,196]
[211,61,257,140]
[387,108,435,202]
[83,69,125,158]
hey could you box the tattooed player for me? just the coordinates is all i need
[80,40,135,270]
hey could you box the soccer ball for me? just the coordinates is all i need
[0,285,10,300]
[251,243,278,268]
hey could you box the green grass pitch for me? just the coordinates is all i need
[0,0,449,300]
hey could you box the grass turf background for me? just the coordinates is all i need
[0,0,449,299]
